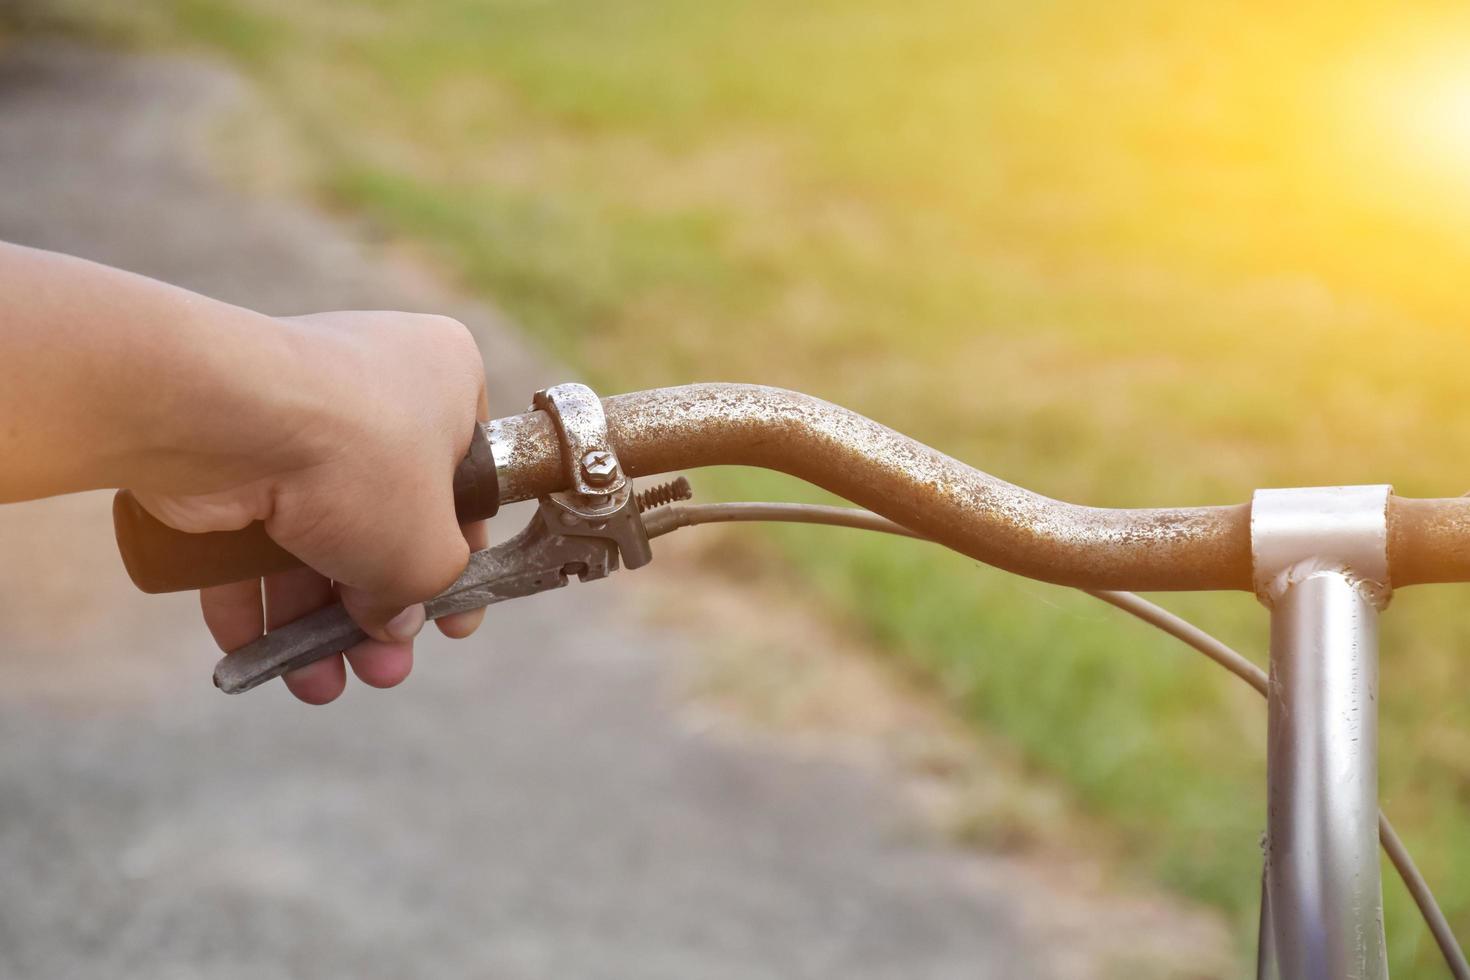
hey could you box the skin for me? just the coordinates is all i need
[0,241,489,704]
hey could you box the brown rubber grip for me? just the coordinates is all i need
[113,422,501,594]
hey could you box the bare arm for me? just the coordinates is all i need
[0,241,489,703]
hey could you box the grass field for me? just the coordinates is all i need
[15,1,1470,970]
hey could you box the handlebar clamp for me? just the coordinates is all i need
[532,383,627,499]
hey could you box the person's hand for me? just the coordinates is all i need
[132,311,489,704]
[0,245,489,703]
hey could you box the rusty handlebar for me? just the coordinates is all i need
[115,383,1470,593]
[488,383,1470,591]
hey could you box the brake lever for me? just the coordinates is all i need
[213,481,668,695]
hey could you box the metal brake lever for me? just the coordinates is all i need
[213,482,664,695]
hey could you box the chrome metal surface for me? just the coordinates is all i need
[1253,486,1390,980]
[1264,572,1387,979]
[1258,870,1279,980]
[1252,485,1392,604]
[484,415,535,503]
[532,383,625,498]
[540,482,653,571]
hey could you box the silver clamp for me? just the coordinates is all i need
[533,383,626,498]
[533,382,651,570]
[1250,485,1392,608]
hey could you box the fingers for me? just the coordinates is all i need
[202,572,342,705]
[338,586,431,645]
[436,604,485,640]
[266,566,345,705]
[345,638,414,688]
[334,587,423,694]
[265,566,334,629]
[283,651,347,705]
[204,567,418,704]
[329,472,468,638]
[437,517,488,639]
[201,579,263,651]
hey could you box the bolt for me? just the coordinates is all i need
[580,449,619,487]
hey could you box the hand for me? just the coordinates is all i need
[133,311,489,704]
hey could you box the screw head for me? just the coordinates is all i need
[580,449,620,487]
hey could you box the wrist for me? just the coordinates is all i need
[121,308,343,496]
[0,243,351,503]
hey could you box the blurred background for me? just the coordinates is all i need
[6,0,1470,974]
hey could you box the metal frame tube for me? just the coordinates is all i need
[1252,486,1391,980]
[1265,569,1387,979]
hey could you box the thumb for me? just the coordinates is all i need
[338,591,428,645]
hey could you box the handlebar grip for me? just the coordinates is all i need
[113,422,501,594]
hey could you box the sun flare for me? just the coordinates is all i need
[1342,43,1470,208]
[1387,60,1470,175]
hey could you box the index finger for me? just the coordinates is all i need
[201,579,264,651]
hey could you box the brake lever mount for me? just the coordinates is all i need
[532,382,652,571]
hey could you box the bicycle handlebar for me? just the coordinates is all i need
[114,382,1470,593]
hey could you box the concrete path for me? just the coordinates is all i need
[0,40,1061,979]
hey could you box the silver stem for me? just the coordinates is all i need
[1252,485,1392,980]
[1265,568,1387,979]
[1258,865,1280,980]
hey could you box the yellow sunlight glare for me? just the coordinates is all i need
[1393,63,1470,174]
[1344,44,1470,209]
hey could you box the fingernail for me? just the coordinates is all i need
[385,604,426,642]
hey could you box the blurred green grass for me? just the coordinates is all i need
[17,0,1470,970]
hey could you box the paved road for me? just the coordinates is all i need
[0,40,1050,979]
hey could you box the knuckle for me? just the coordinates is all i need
[426,316,483,375]
[418,313,472,349]
[419,536,470,596]
[371,531,467,607]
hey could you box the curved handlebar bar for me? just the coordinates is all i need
[490,383,1470,591]
[115,382,1470,593]
[495,383,1250,590]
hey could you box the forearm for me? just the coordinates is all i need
[0,242,319,502]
